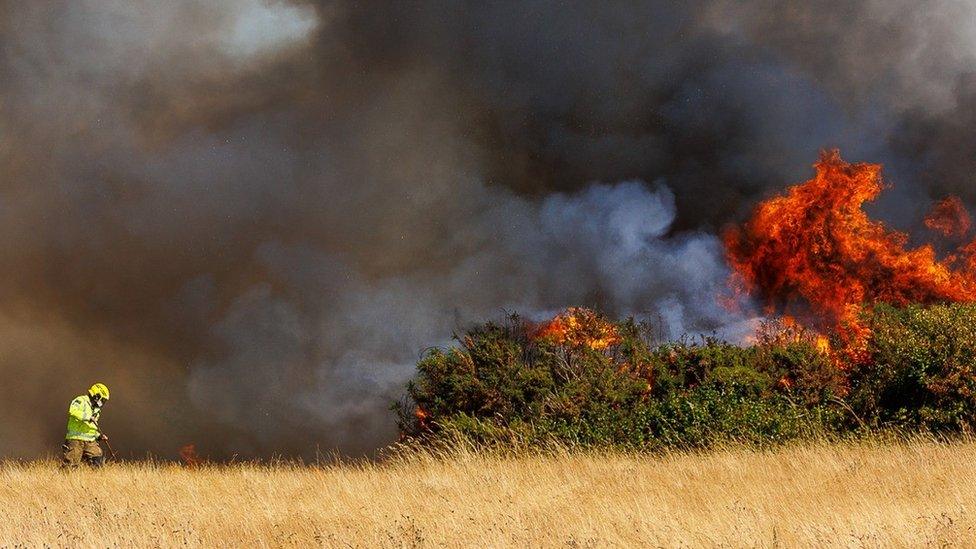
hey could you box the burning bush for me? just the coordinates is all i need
[398,309,844,449]
[400,152,976,449]
[532,307,622,350]
[399,305,976,449]
[399,311,653,446]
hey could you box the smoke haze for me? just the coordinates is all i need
[2,1,976,457]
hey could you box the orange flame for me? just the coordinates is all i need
[534,308,621,350]
[815,334,831,354]
[725,150,976,352]
[925,196,972,239]
[756,315,830,354]
[179,444,201,467]
[414,406,430,430]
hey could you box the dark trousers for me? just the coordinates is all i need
[61,439,104,468]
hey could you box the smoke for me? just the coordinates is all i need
[2,1,976,457]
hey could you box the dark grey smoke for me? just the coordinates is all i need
[1,0,974,458]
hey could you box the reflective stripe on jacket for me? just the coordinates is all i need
[66,395,100,441]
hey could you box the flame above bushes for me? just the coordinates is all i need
[725,150,976,346]
[925,196,972,239]
[533,308,621,350]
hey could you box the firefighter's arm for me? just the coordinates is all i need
[68,397,92,421]
[91,411,102,436]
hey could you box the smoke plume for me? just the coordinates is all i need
[2,0,976,457]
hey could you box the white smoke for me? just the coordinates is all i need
[187,179,741,450]
[220,0,319,59]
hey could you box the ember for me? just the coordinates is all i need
[414,406,430,430]
[179,444,201,467]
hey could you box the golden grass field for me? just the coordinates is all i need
[3,439,976,547]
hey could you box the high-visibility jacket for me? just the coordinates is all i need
[66,395,100,441]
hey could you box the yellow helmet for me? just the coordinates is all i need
[88,383,110,401]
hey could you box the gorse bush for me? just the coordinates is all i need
[398,304,976,449]
[849,303,976,431]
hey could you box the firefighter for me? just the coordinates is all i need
[61,383,110,468]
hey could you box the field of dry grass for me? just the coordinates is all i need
[3,439,975,547]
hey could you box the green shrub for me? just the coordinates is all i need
[398,312,843,449]
[398,304,976,450]
[850,303,976,431]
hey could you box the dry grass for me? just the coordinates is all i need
[3,439,975,547]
